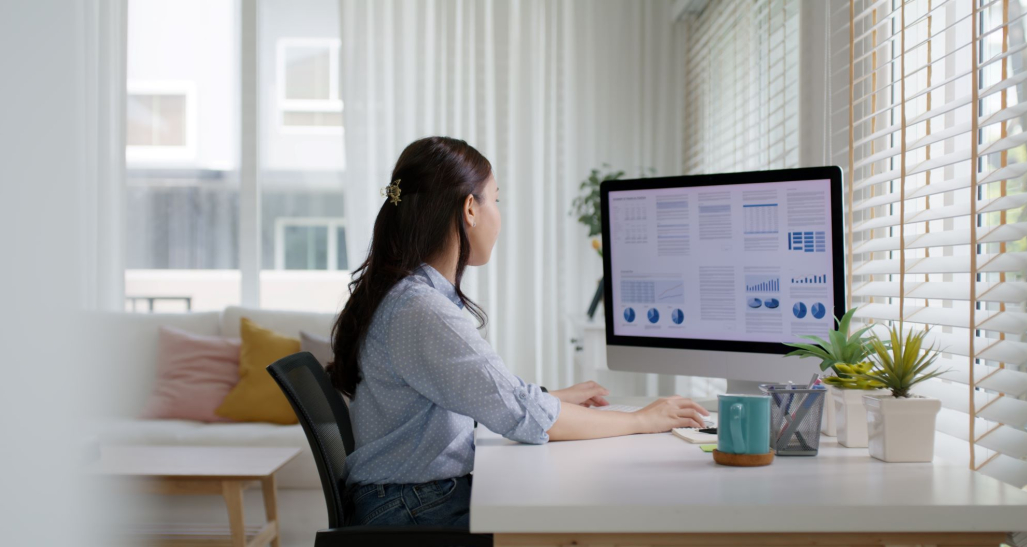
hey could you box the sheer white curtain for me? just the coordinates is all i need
[80,0,127,312]
[338,0,682,387]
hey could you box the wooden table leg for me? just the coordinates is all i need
[222,480,247,547]
[261,475,280,547]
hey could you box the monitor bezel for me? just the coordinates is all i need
[599,166,845,356]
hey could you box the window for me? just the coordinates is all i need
[125,81,197,162]
[834,0,1027,489]
[124,0,240,312]
[259,0,347,312]
[680,0,801,174]
[124,0,348,314]
[274,217,347,271]
[277,38,343,133]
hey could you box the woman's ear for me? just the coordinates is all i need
[464,193,477,227]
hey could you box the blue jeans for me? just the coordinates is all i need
[344,475,472,528]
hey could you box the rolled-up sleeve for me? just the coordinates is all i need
[386,291,561,444]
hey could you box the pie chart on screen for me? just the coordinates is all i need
[811,302,826,319]
[647,308,660,324]
[624,307,636,323]
[793,302,807,319]
[671,309,684,324]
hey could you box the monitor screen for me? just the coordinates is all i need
[602,168,843,353]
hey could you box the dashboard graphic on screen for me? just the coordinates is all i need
[605,176,837,346]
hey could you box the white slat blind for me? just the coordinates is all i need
[833,0,1027,488]
[681,0,800,174]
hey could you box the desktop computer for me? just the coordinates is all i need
[600,166,844,394]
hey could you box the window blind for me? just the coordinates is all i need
[834,0,1027,488]
[681,0,800,175]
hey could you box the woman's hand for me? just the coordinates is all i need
[633,395,709,433]
[550,381,610,408]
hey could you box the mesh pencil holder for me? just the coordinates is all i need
[759,384,826,456]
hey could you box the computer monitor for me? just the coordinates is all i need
[600,166,844,388]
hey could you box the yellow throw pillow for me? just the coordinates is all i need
[216,317,301,424]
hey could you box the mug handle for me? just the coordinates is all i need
[730,402,746,453]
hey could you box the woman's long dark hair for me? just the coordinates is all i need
[327,136,492,399]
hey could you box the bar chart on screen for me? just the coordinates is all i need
[744,275,780,293]
[790,274,827,284]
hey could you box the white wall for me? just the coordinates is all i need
[0,1,104,545]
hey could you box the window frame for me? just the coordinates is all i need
[125,80,198,164]
[275,37,343,135]
[273,216,347,271]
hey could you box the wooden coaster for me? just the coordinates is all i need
[712,449,774,467]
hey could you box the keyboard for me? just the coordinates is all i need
[595,403,716,428]
[594,404,643,413]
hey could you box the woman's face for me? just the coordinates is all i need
[465,174,501,266]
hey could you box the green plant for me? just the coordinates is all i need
[570,165,655,255]
[783,308,877,387]
[570,165,625,239]
[824,362,885,390]
[856,324,948,398]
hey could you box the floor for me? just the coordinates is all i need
[90,487,326,547]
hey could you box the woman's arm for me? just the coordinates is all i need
[549,381,610,408]
[387,291,561,444]
[547,395,709,441]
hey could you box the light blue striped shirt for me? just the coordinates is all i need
[344,263,561,486]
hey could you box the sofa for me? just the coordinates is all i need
[88,306,336,546]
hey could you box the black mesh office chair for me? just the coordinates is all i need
[266,352,493,547]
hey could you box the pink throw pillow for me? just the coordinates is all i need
[141,326,241,422]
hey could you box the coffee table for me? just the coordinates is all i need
[87,445,301,547]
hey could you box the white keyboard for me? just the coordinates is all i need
[594,404,643,413]
[595,403,716,428]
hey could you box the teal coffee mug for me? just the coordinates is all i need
[717,394,771,455]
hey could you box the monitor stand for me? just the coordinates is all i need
[695,379,770,413]
[726,379,767,395]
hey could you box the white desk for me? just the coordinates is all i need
[471,410,1027,547]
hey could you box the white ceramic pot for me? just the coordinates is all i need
[863,394,942,463]
[821,387,837,436]
[834,386,888,448]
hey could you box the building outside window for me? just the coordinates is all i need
[275,217,348,271]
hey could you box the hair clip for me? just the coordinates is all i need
[381,178,402,205]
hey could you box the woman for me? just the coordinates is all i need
[327,136,709,528]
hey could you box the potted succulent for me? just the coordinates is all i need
[784,308,886,443]
[856,325,946,462]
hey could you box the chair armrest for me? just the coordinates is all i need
[314,526,493,547]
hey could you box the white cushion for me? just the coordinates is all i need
[93,419,322,489]
[220,306,335,340]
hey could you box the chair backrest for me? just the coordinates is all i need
[267,352,355,528]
